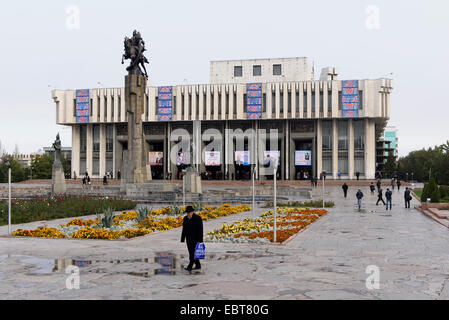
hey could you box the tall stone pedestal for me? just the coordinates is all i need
[51,162,66,196]
[120,73,151,192]
[184,167,202,194]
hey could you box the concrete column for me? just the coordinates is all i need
[266,83,272,119]
[236,85,244,119]
[148,87,156,122]
[332,119,338,179]
[71,125,80,178]
[192,87,197,121]
[213,85,219,120]
[316,119,322,178]
[100,124,106,178]
[306,82,312,118]
[365,119,376,180]
[167,122,172,176]
[86,124,93,176]
[184,87,189,121]
[99,89,105,123]
[348,119,354,179]
[176,87,182,121]
[228,85,234,120]
[331,80,339,118]
[120,88,126,123]
[299,82,304,118]
[275,83,280,119]
[206,86,212,120]
[199,85,204,121]
[225,121,229,178]
[283,83,288,119]
[322,82,328,118]
[112,124,116,179]
[106,89,112,123]
[291,83,296,118]
[221,85,226,120]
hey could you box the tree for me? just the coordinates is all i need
[384,152,397,179]
[0,157,26,183]
[30,153,71,179]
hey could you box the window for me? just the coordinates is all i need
[253,65,261,76]
[263,93,266,113]
[338,120,348,150]
[322,120,332,150]
[311,91,315,113]
[155,97,159,115]
[328,91,332,113]
[338,157,348,174]
[280,92,284,114]
[93,125,100,152]
[338,91,342,110]
[295,92,299,114]
[106,125,114,152]
[320,92,324,113]
[80,125,87,153]
[234,66,242,77]
[359,90,363,109]
[273,64,282,76]
[354,120,365,150]
[73,99,76,117]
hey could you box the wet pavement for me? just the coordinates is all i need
[1,184,449,300]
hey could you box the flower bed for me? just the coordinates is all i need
[206,207,327,244]
[12,204,251,240]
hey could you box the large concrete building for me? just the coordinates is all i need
[52,57,393,180]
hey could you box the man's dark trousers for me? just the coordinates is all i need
[187,240,201,269]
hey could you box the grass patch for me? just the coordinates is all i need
[0,196,137,226]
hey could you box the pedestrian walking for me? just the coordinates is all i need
[103,175,108,185]
[376,188,386,205]
[356,171,360,181]
[356,189,364,211]
[82,176,86,189]
[404,187,411,208]
[370,182,375,195]
[337,171,341,179]
[385,188,392,210]
[342,182,349,198]
[87,175,91,185]
[181,205,203,272]
[391,178,395,191]
[397,179,401,191]
[376,179,381,192]
[73,171,77,180]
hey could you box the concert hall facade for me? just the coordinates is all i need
[52,57,393,181]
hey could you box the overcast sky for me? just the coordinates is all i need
[0,0,448,157]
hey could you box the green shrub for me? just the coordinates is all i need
[422,178,439,202]
[430,189,441,203]
[439,185,449,199]
[97,207,115,228]
[137,207,151,222]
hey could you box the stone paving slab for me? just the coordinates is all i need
[0,184,448,300]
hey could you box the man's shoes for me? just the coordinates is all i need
[184,267,192,271]
[193,265,201,270]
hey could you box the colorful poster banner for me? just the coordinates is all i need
[149,152,163,166]
[263,151,280,167]
[235,151,250,166]
[341,80,359,118]
[295,151,312,166]
[246,83,262,120]
[205,151,221,166]
[76,89,89,124]
[158,86,173,122]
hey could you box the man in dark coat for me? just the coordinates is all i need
[376,188,386,205]
[404,187,411,208]
[342,183,349,198]
[181,205,203,271]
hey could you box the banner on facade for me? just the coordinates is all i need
[205,151,221,166]
[342,80,359,118]
[263,151,280,167]
[235,151,250,166]
[76,89,89,124]
[149,152,163,166]
[246,83,263,120]
[158,86,173,122]
[295,151,312,166]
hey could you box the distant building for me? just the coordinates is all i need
[11,154,37,167]
[383,126,398,157]
[43,147,72,163]
[52,57,393,180]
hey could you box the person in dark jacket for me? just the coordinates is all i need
[342,183,349,198]
[376,179,382,192]
[376,188,386,205]
[404,187,411,208]
[181,205,203,271]
[356,189,364,211]
[385,188,392,210]
[397,179,401,191]
[370,182,375,195]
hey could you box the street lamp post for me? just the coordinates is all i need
[273,158,278,243]
[322,171,326,209]
[5,159,11,235]
[252,164,256,218]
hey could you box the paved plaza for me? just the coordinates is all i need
[1,184,449,300]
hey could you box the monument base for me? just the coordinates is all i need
[185,167,202,194]
[51,163,66,196]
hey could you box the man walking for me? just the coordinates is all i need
[370,182,375,195]
[397,179,401,191]
[385,188,392,210]
[356,171,360,181]
[181,205,204,272]
[376,187,386,205]
[391,178,395,191]
[376,179,382,192]
[356,189,364,212]
[342,182,349,198]
[404,187,411,208]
